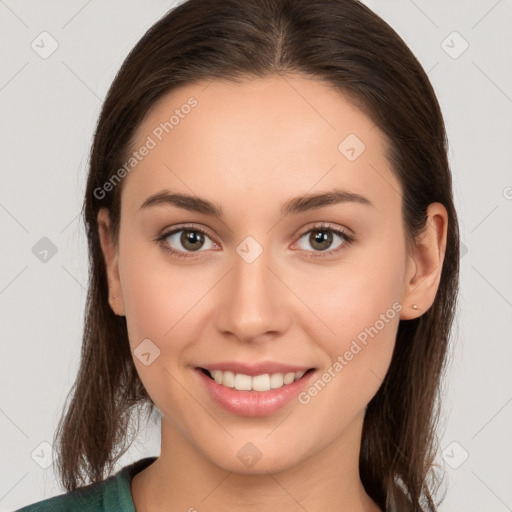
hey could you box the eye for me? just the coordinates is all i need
[294,223,355,257]
[155,222,355,260]
[156,225,218,258]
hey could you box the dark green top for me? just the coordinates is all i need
[15,457,158,512]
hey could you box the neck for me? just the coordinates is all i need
[134,410,381,512]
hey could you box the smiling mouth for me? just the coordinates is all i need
[199,367,315,392]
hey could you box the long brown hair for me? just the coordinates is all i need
[53,1,459,510]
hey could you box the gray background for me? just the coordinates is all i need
[1,1,511,510]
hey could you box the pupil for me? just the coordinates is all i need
[182,230,204,251]
[311,230,332,250]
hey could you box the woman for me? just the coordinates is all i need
[17,0,459,510]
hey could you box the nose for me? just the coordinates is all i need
[214,242,291,344]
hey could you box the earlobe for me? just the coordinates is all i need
[400,203,448,320]
[97,208,125,316]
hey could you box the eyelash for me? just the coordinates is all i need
[155,222,356,259]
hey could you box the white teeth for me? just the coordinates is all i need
[206,369,308,391]
[223,371,235,388]
[283,372,295,385]
[252,374,271,391]
[269,373,284,389]
[234,373,252,391]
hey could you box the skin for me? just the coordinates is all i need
[98,74,448,512]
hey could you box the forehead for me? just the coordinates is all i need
[122,74,400,217]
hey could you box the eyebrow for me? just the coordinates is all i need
[139,188,373,217]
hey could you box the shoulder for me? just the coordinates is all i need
[14,480,108,512]
[14,457,158,512]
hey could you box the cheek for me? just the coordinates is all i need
[117,247,205,409]
[117,239,199,351]
[318,265,403,350]
[296,234,405,396]
[319,225,405,337]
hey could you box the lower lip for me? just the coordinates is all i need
[196,368,315,417]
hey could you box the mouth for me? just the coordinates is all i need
[194,360,318,416]
[198,367,315,392]
[196,365,317,416]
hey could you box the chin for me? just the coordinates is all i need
[201,439,305,476]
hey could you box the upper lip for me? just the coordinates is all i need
[197,361,314,376]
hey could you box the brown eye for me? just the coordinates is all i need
[159,226,217,258]
[180,230,205,251]
[309,230,334,251]
[294,224,354,256]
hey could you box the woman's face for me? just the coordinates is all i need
[99,75,429,474]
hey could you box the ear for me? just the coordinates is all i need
[400,202,448,320]
[97,208,125,316]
